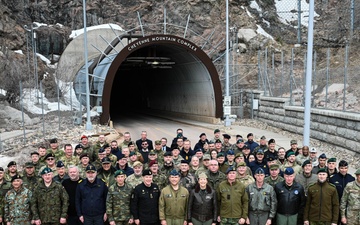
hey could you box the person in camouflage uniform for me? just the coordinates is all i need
[30,151,44,175]
[37,146,47,165]
[126,161,144,188]
[4,175,32,225]
[22,162,40,192]
[205,160,226,191]
[0,167,11,224]
[153,140,165,164]
[97,157,116,187]
[92,148,108,170]
[59,144,78,168]
[264,164,284,188]
[38,153,58,177]
[46,138,65,162]
[104,144,118,167]
[31,167,69,225]
[77,153,91,179]
[236,162,255,188]
[53,161,70,183]
[144,151,160,169]
[148,160,167,190]
[4,161,20,182]
[179,160,197,192]
[106,170,134,225]
[94,134,108,151]
[340,168,360,225]
[79,135,95,162]
[160,152,175,176]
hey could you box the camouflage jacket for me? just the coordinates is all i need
[152,173,167,191]
[22,175,41,192]
[38,165,58,177]
[31,181,69,223]
[106,183,133,222]
[0,180,12,217]
[59,155,79,168]
[126,174,143,188]
[205,171,226,191]
[180,172,197,192]
[46,149,65,162]
[237,175,255,188]
[4,186,32,223]
[340,180,360,217]
[265,176,285,188]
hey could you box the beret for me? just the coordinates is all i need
[75,144,83,149]
[114,169,125,177]
[25,162,35,168]
[284,167,294,175]
[49,138,58,143]
[169,169,180,176]
[317,168,327,174]
[223,134,231,139]
[79,153,89,160]
[254,168,265,174]
[302,159,311,167]
[11,175,22,182]
[101,157,111,164]
[227,150,235,155]
[41,167,53,175]
[7,161,17,167]
[142,169,152,176]
[199,133,206,138]
[226,166,237,174]
[148,160,158,168]
[214,129,220,133]
[56,161,65,168]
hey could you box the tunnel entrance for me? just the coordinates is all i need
[101,34,222,123]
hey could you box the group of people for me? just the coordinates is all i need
[0,128,359,225]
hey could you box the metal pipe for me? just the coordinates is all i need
[224,0,231,127]
[40,81,45,138]
[325,48,330,108]
[57,80,60,130]
[303,0,315,146]
[83,0,92,130]
[297,0,302,43]
[290,48,294,105]
[20,81,26,144]
[33,27,39,104]
[343,44,348,111]
[280,50,284,97]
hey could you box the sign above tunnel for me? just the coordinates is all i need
[127,35,198,53]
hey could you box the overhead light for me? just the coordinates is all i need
[151,61,159,65]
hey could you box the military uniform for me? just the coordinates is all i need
[126,174,143,188]
[152,173,167,191]
[78,164,89,179]
[159,184,189,224]
[38,165,58,177]
[97,169,116,187]
[180,172,197,192]
[295,172,318,196]
[22,175,40,192]
[237,175,255,188]
[31,181,69,224]
[281,162,302,174]
[81,143,95,162]
[59,155,78,168]
[46,149,65,162]
[4,186,32,225]
[32,162,45,175]
[304,181,339,224]
[106,183,133,224]
[205,171,226,191]
[0,180,11,220]
[340,180,360,225]
[264,175,284,188]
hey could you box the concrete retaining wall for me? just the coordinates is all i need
[245,90,360,154]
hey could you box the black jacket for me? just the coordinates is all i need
[130,182,160,223]
[188,184,217,222]
[274,180,306,215]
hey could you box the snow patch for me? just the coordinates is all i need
[14,50,24,55]
[275,0,318,27]
[250,0,262,12]
[37,53,51,65]
[70,24,124,39]
[256,25,274,40]
[246,8,254,18]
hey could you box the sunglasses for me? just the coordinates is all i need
[47,158,55,161]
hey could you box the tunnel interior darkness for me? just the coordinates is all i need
[109,44,218,120]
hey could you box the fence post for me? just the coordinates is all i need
[350,0,354,38]
[280,50,284,97]
[57,79,60,130]
[290,48,294,105]
[297,0,302,44]
[325,48,330,109]
[343,44,348,111]
[40,81,45,138]
[19,81,26,145]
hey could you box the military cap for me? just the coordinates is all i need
[309,147,317,153]
[223,134,231,139]
[269,164,280,170]
[235,153,244,159]
[338,160,348,167]
[354,168,360,175]
[11,175,22,182]
[75,144,83,149]
[237,162,247,167]
[268,139,275,145]
[247,133,253,138]
[164,151,172,157]
[85,164,96,173]
[180,160,189,164]
[98,148,105,154]
[284,167,294,175]
[203,154,211,160]
[117,154,125,160]
[227,150,235,155]
[133,161,143,168]
[7,161,17,167]
[80,135,88,140]
[317,168,327,174]
[171,145,180,150]
[198,173,208,179]
[243,144,250,149]
[169,169,180,176]
[236,134,243,138]
[319,153,327,159]
[155,140,161,145]
[208,140,215,144]
[327,158,336,163]
[0,167,3,172]
[217,152,225,158]
[199,133,206,138]
[260,135,266,140]
[236,139,244,144]
[114,170,125,177]
[103,143,110,148]
[302,159,311,167]
[49,138,58,144]
[129,152,136,157]
[102,157,111,164]
[149,150,156,155]
[290,140,297,145]
[142,169,152,176]
[56,161,65,168]
[267,157,276,162]
[41,167,53,175]
[194,148,203,153]
[25,162,34,168]
[45,153,55,160]
[226,166,237,174]
[30,151,39,156]
[148,160,158,168]
[256,149,265,155]
[214,129,220,134]
[286,151,295,158]
[79,153,90,160]
[215,139,222,144]
[128,141,135,147]
[254,168,265,175]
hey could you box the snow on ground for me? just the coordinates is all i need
[37,53,51,65]
[14,50,24,55]
[0,89,6,95]
[275,0,318,27]
[256,25,274,40]
[56,78,82,111]
[250,0,262,12]
[69,24,124,39]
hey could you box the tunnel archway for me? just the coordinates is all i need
[101,34,222,124]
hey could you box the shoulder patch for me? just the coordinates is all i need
[308,183,316,187]
[329,183,336,187]
[78,179,83,184]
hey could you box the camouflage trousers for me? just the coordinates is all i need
[346,210,360,225]
[220,217,240,225]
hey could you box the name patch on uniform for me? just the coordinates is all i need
[206,195,212,200]
[181,194,186,197]
[166,194,172,198]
